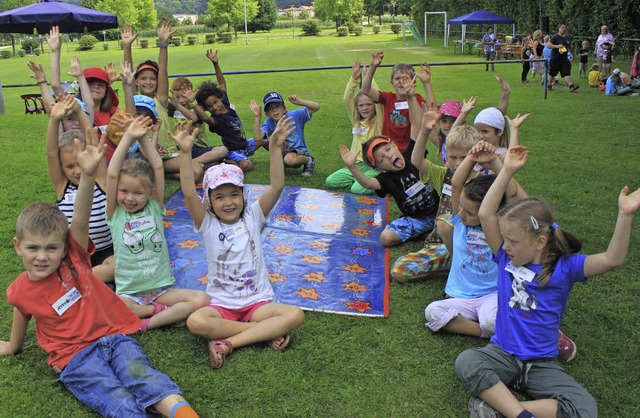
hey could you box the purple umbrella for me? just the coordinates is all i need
[0,0,119,34]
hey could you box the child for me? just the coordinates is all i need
[338,97,440,248]
[578,40,590,78]
[360,50,427,153]
[588,64,603,87]
[173,119,305,369]
[325,60,383,194]
[431,100,462,166]
[601,41,613,76]
[194,50,257,172]
[106,116,210,332]
[0,133,199,417]
[250,91,320,176]
[606,68,632,96]
[455,146,640,418]
[46,95,114,285]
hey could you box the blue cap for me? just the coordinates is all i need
[133,95,158,122]
[262,92,284,108]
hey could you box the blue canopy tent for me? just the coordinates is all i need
[448,10,515,55]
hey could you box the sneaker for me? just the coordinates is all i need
[468,397,503,418]
[557,330,577,362]
[569,84,580,92]
[547,84,553,91]
[301,155,315,177]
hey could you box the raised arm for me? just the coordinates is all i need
[495,76,511,116]
[361,50,383,102]
[68,55,94,127]
[583,186,640,277]
[288,95,320,114]
[137,122,165,206]
[46,95,75,195]
[344,61,363,121]
[411,101,440,173]
[156,21,174,108]
[71,128,106,250]
[45,26,63,96]
[259,117,296,216]
[120,23,138,69]
[173,120,206,228]
[28,61,55,115]
[169,89,199,122]
[451,141,497,214]
[416,63,436,108]
[479,146,529,255]
[452,96,477,130]
[248,100,266,142]
[120,61,136,116]
[106,116,153,218]
[0,309,30,356]
[206,49,226,92]
[339,144,381,191]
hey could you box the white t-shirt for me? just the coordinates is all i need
[197,200,274,309]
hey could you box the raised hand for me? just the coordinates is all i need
[85,126,104,149]
[124,115,153,139]
[421,102,441,130]
[416,63,431,83]
[157,21,174,44]
[181,86,196,104]
[461,96,478,114]
[76,131,106,177]
[618,186,640,216]
[370,50,384,67]
[495,75,511,95]
[506,113,531,130]
[271,116,295,148]
[119,61,135,86]
[351,60,363,80]
[502,145,528,174]
[50,93,75,121]
[105,62,119,83]
[169,120,197,153]
[468,140,497,164]
[46,26,61,52]
[287,95,301,105]
[27,61,46,83]
[68,55,83,78]
[206,49,219,64]
[249,99,261,117]
[120,23,139,48]
[339,144,358,168]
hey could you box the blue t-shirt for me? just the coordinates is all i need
[444,214,497,299]
[491,245,587,360]
[261,108,312,153]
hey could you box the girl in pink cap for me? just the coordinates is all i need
[173,118,305,370]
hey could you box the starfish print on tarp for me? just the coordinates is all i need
[274,244,294,254]
[345,300,373,313]
[344,281,367,292]
[328,202,345,209]
[275,214,294,222]
[163,220,173,229]
[165,209,176,216]
[309,241,330,250]
[351,228,370,237]
[322,223,340,230]
[197,275,208,285]
[357,208,374,215]
[303,272,328,283]
[178,239,200,249]
[363,219,381,227]
[355,196,379,205]
[299,215,317,222]
[302,255,324,265]
[269,272,287,283]
[296,287,321,300]
[344,263,367,274]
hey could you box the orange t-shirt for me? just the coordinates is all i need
[7,232,140,372]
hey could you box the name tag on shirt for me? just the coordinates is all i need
[98,125,107,133]
[441,183,452,197]
[394,101,409,110]
[173,111,186,119]
[53,287,81,316]
[125,216,155,232]
[405,181,425,198]
[466,231,489,245]
[64,190,77,203]
[505,261,536,282]
[221,225,244,241]
[352,127,366,135]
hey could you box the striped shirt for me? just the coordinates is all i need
[57,181,113,251]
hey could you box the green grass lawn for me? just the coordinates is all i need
[1,30,639,417]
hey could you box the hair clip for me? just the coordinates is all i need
[551,222,559,230]
[530,215,539,230]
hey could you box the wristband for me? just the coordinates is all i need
[37,80,48,85]
[158,43,169,48]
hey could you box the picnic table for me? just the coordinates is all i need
[496,44,523,59]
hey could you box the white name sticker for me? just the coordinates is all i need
[405,181,425,198]
[441,183,452,197]
[505,261,536,282]
[53,287,81,316]
[466,231,489,245]
[64,190,77,204]
[394,101,409,110]
[125,216,155,232]
[173,110,186,119]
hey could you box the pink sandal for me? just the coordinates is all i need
[208,339,233,369]
[268,334,290,351]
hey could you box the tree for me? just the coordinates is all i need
[0,0,34,12]
[96,0,137,28]
[314,0,364,29]
[134,0,157,30]
[246,0,277,32]
[206,0,258,34]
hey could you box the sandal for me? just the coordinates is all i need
[150,302,168,316]
[208,339,233,369]
[268,334,290,351]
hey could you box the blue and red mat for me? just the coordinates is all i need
[164,185,390,317]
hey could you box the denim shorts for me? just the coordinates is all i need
[58,334,181,417]
[385,215,436,243]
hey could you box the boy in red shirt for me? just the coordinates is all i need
[0,129,198,418]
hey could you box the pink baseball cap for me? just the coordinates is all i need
[201,163,247,211]
[438,100,463,118]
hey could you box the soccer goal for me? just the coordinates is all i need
[424,11,448,48]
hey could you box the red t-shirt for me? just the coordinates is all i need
[377,91,425,152]
[6,232,140,372]
[94,108,119,162]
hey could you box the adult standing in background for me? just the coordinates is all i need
[482,27,497,72]
[547,24,579,92]
[595,25,615,76]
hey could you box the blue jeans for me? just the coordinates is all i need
[58,334,181,417]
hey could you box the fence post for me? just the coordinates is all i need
[0,79,5,115]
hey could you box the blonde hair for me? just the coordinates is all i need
[351,91,377,124]
[390,63,415,81]
[498,198,582,286]
[532,30,542,41]
[121,158,155,191]
[16,202,68,241]
[58,130,85,152]
[445,125,480,154]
